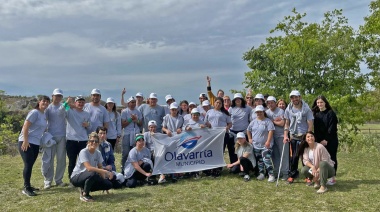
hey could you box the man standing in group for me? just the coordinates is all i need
[42,88,67,189]
[163,94,175,115]
[84,88,110,134]
[139,93,165,133]
[283,90,314,184]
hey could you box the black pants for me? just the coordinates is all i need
[18,142,40,188]
[127,163,151,188]
[70,171,112,195]
[66,140,87,179]
[108,139,117,151]
[224,133,237,164]
[289,139,301,178]
[230,157,255,175]
[325,142,338,175]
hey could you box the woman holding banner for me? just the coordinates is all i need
[205,97,234,177]
[226,132,256,181]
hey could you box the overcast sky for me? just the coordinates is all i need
[0,0,372,105]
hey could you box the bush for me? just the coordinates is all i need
[339,129,380,153]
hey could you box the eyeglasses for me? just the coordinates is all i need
[89,140,99,144]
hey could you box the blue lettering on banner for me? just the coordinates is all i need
[165,150,213,161]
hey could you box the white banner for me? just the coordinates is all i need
[152,128,226,175]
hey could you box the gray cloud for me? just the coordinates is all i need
[0,0,372,103]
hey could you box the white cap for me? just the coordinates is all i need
[135,92,143,97]
[236,132,245,139]
[106,97,115,103]
[267,96,276,102]
[169,102,178,109]
[116,173,125,184]
[233,93,243,100]
[91,88,101,95]
[199,93,207,98]
[126,96,135,103]
[149,93,157,99]
[254,94,264,100]
[52,88,63,96]
[191,108,200,114]
[189,102,196,106]
[255,105,265,112]
[148,120,157,126]
[75,95,85,102]
[165,94,174,102]
[289,90,301,97]
[202,100,210,106]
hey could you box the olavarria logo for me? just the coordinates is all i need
[177,132,202,149]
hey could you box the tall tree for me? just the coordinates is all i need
[242,8,369,128]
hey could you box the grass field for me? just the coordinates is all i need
[1,152,379,212]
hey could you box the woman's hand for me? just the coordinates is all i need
[105,165,112,171]
[166,131,172,137]
[265,141,270,149]
[21,141,30,151]
[321,140,328,146]
[145,172,152,177]
[176,128,182,134]
[226,164,233,168]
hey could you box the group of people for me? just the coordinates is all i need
[17,76,339,202]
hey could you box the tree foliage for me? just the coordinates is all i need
[242,8,370,129]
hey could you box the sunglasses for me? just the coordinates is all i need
[89,140,99,144]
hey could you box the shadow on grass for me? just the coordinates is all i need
[334,179,380,192]
[94,191,152,203]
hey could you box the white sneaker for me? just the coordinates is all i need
[44,184,51,189]
[326,178,336,186]
[268,175,276,182]
[158,177,166,184]
[256,173,265,180]
[244,175,250,182]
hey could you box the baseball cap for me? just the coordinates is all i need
[126,96,135,103]
[149,93,157,99]
[189,102,196,106]
[136,92,143,97]
[165,95,174,102]
[199,93,207,98]
[52,88,63,96]
[289,90,301,97]
[254,94,265,100]
[267,96,277,102]
[202,100,210,106]
[75,95,85,102]
[233,93,243,100]
[169,102,178,109]
[148,120,157,126]
[191,108,200,114]
[106,97,115,103]
[91,88,101,95]
[236,132,245,139]
[255,105,265,112]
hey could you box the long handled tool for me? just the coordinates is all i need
[276,143,286,187]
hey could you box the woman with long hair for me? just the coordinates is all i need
[105,97,121,150]
[18,95,50,196]
[298,131,335,193]
[228,93,251,137]
[311,95,338,185]
[226,132,256,181]
[205,97,234,177]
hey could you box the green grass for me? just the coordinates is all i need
[1,152,379,211]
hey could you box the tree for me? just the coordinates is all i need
[242,8,369,129]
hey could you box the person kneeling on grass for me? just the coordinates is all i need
[70,132,114,202]
[298,131,335,194]
[226,132,256,182]
[124,134,155,188]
